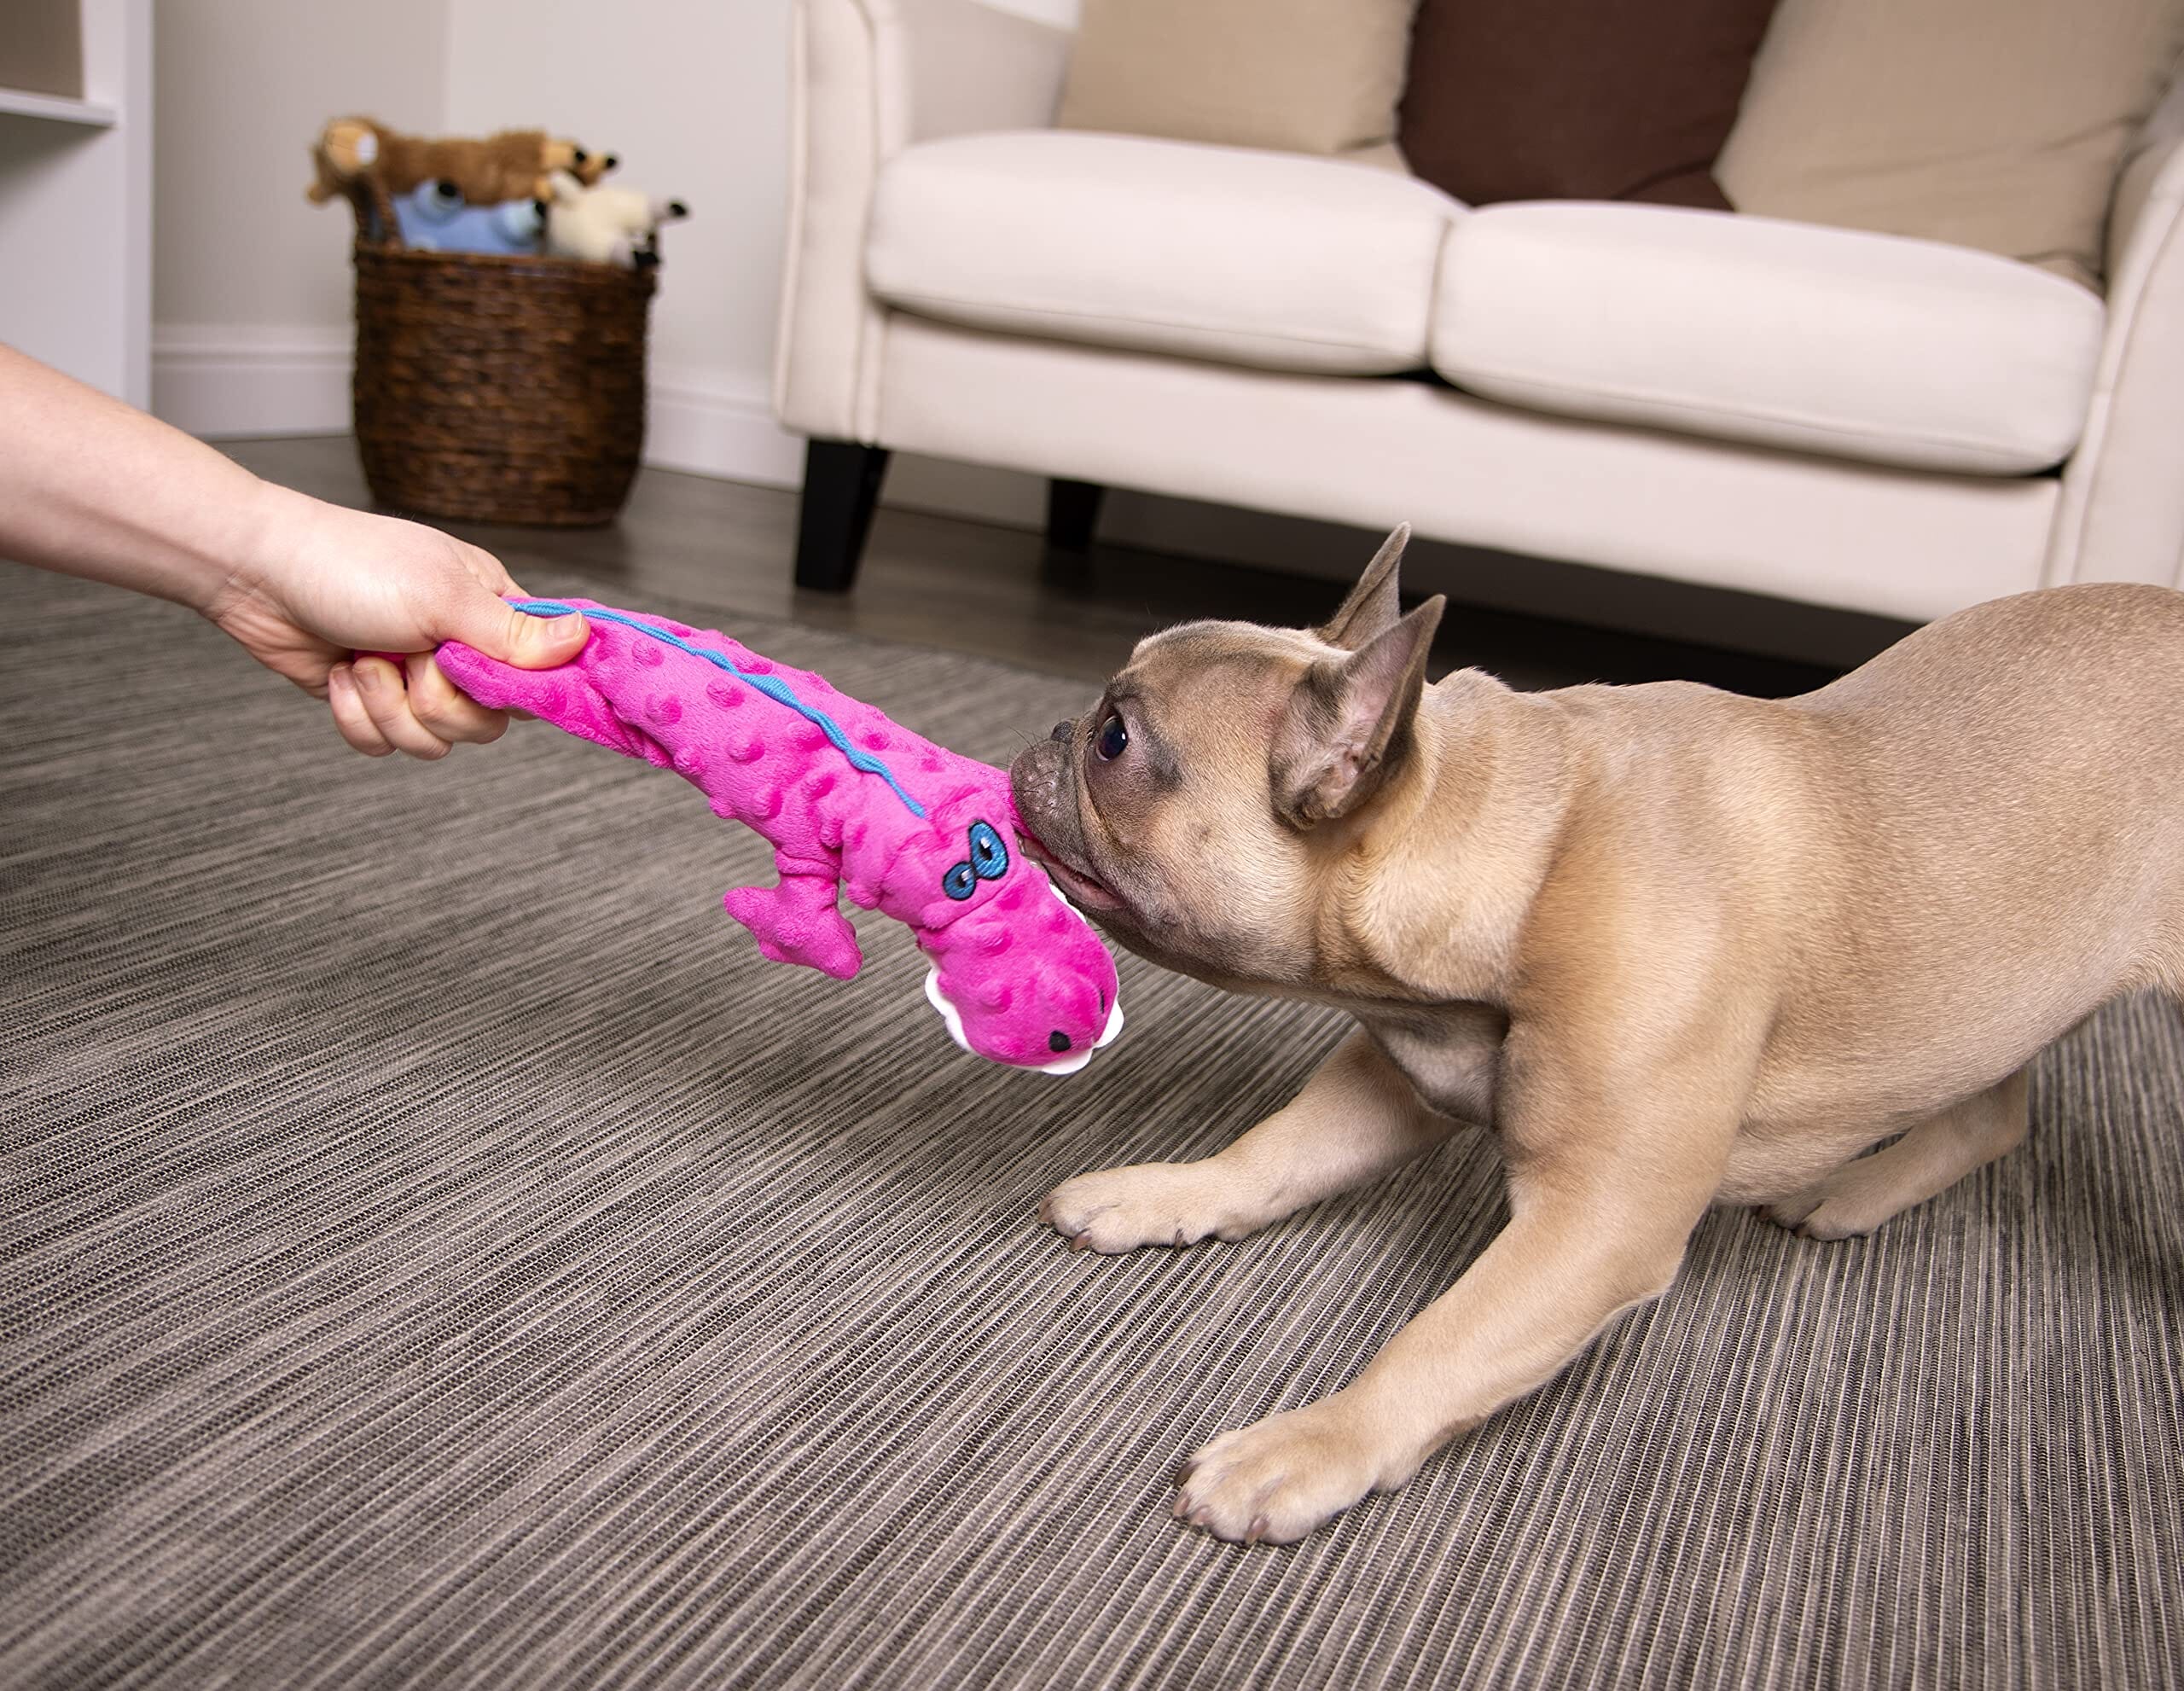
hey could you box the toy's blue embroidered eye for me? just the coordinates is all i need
[1096,712,1128,760]
[944,820,1010,900]
[967,820,1008,880]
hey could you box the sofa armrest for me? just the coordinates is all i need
[2108,67,2184,282]
[896,0,1074,144]
[2048,104,2184,591]
[774,0,1072,441]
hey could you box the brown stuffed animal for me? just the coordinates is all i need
[307,117,616,208]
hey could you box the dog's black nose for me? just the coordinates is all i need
[1048,1031,1072,1053]
[1049,721,1072,743]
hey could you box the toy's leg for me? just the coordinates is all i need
[723,857,863,980]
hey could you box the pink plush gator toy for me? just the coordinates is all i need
[436,598,1123,1074]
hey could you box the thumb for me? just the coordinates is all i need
[442,592,590,670]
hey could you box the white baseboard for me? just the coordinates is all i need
[152,325,353,439]
[153,324,811,489]
[645,366,803,487]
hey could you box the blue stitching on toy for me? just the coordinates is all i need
[508,599,928,819]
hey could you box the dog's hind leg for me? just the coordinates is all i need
[1039,1028,1466,1254]
[1763,1066,2030,1241]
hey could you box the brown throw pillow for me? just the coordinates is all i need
[1717,0,2184,293]
[1397,0,1785,209]
[1058,0,1420,158]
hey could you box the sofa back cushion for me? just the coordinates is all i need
[1056,0,1419,158]
[1718,0,2184,292]
[1396,0,1783,209]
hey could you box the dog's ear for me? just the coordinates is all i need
[1316,524,1412,651]
[1272,593,1443,826]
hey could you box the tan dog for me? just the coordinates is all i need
[1009,526,2184,1546]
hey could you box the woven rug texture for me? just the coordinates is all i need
[3,561,2181,1689]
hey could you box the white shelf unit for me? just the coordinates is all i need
[0,0,152,406]
[0,86,117,125]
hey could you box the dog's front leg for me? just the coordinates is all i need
[1040,1028,1467,1253]
[1174,1027,1741,1543]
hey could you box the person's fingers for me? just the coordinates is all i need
[404,654,510,746]
[437,583,588,671]
[350,655,452,760]
[328,662,395,758]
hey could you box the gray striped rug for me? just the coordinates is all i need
[3,560,2181,1690]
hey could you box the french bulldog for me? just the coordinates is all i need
[1008,526,2184,1546]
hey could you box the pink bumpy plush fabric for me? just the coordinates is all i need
[436,599,1122,1073]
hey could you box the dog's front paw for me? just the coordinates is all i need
[1039,1160,1265,1254]
[1174,1398,1397,1544]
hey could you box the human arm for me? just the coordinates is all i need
[0,342,586,757]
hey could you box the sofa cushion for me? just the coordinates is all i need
[1397,0,1782,211]
[866,131,1461,375]
[1430,202,2108,476]
[1056,0,1419,159]
[1717,0,2184,292]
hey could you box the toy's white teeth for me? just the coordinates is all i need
[1031,992,1122,1074]
[921,967,1122,1076]
[923,967,973,1057]
[1037,1043,1095,1078]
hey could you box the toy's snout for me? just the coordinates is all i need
[920,879,1123,1075]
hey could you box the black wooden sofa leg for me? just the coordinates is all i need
[794,439,891,592]
[1046,478,1104,554]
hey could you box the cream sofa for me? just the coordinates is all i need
[774,0,2184,625]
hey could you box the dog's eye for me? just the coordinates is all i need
[1096,713,1128,760]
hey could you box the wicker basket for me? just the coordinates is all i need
[346,179,657,526]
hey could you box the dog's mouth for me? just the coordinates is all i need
[1015,825,1125,912]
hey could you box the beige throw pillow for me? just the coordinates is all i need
[1057,0,1420,157]
[1718,0,2184,293]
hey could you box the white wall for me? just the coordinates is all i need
[152,0,450,433]
[148,0,1066,481]
[442,0,804,483]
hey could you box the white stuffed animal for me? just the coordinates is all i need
[543,171,688,268]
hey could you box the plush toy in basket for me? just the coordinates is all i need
[310,115,672,523]
[308,116,614,211]
[434,599,1125,1074]
[544,171,689,269]
[311,116,688,265]
[391,179,545,256]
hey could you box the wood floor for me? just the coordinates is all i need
[224,436,1891,696]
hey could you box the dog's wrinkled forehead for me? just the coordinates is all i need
[1111,620,1323,740]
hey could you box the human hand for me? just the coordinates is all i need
[205,491,589,758]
